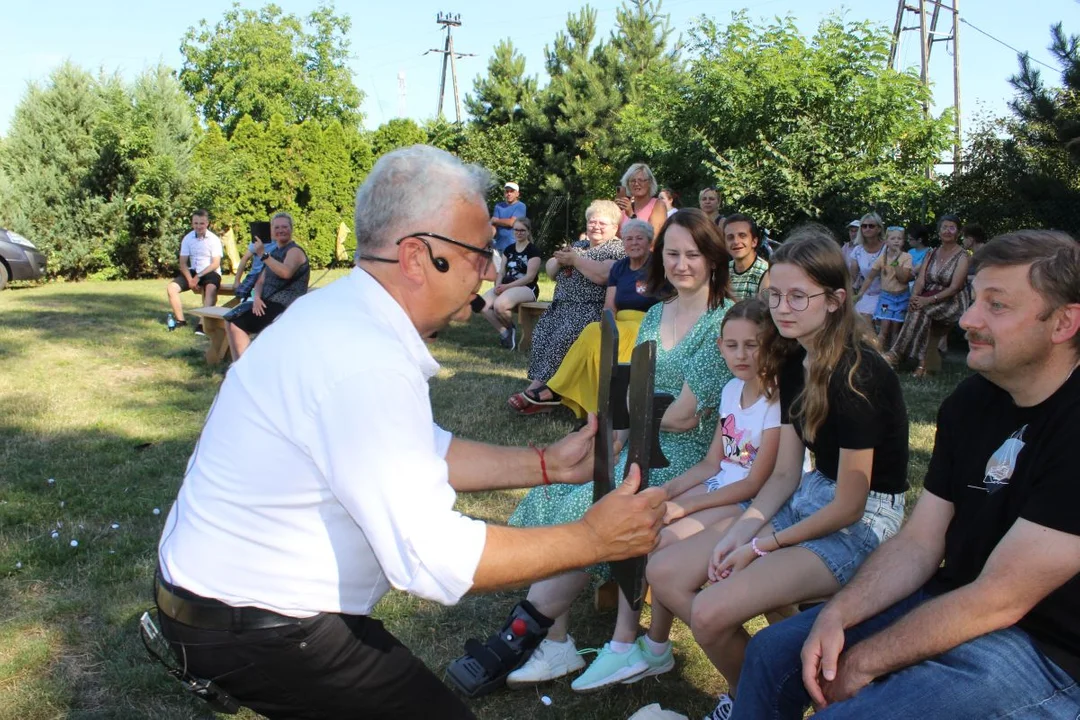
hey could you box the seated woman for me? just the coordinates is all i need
[494,208,735,691]
[884,214,969,377]
[520,219,659,417]
[647,225,910,720]
[616,163,670,239]
[224,212,309,361]
[508,200,625,410]
[478,217,541,349]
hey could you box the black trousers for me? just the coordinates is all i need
[158,602,476,719]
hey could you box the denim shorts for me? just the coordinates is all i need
[768,469,905,586]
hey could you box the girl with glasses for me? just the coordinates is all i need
[478,218,541,349]
[652,226,909,720]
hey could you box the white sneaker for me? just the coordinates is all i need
[704,693,734,720]
[505,636,586,687]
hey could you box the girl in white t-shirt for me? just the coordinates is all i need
[614,299,781,684]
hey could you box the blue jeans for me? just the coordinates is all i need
[732,589,1080,719]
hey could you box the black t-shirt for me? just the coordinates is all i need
[924,371,1080,682]
[501,242,541,295]
[779,345,909,494]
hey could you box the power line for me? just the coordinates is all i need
[959,17,1058,72]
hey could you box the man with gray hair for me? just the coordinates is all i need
[152,145,665,718]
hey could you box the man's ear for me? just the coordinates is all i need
[1051,303,1080,348]
[397,238,428,284]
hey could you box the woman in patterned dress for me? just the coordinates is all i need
[508,200,625,411]
[496,208,735,691]
[884,215,970,377]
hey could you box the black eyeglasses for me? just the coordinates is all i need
[396,231,494,270]
[765,289,826,311]
[860,223,878,229]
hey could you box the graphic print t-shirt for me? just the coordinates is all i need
[500,242,541,295]
[705,377,781,490]
[924,370,1080,682]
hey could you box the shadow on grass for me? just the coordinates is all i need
[0,419,219,720]
[0,289,227,378]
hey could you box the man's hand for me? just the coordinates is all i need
[546,414,597,484]
[820,651,874,708]
[252,295,266,316]
[580,464,665,562]
[801,607,849,709]
[187,276,200,291]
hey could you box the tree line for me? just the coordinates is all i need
[0,1,1075,281]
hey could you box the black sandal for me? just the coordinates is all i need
[523,386,561,406]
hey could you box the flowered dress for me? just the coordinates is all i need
[511,298,734,578]
[888,247,968,363]
[527,239,625,383]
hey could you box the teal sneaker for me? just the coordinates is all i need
[626,636,674,682]
[570,643,649,692]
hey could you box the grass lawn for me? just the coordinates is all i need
[0,274,969,719]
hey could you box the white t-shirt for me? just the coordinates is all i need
[179,230,223,273]
[705,377,781,491]
[158,267,487,616]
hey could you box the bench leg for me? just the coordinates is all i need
[517,309,538,353]
[201,317,229,365]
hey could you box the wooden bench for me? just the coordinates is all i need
[516,301,550,353]
[188,306,234,365]
[218,281,242,308]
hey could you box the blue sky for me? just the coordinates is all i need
[1,0,1075,140]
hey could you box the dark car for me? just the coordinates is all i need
[0,228,47,290]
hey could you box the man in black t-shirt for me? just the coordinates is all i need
[731,230,1080,719]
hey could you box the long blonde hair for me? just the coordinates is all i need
[760,225,877,443]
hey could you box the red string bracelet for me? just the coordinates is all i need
[529,443,550,485]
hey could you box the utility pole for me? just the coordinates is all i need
[397,71,407,118]
[426,12,475,123]
[890,0,963,172]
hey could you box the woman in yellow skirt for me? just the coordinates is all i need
[543,219,661,417]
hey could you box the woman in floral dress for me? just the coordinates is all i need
[494,209,735,691]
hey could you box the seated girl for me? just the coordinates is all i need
[570,298,781,692]
[647,225,910,720]
[478,217,541,349]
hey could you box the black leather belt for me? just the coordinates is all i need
[155,576,304,632]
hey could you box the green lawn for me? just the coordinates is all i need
[0,276,968,719]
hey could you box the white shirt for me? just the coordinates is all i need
[705,378,781,491]
[158,267,488,616]
[179,230,223,273]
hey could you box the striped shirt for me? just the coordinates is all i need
[729,255,769,300]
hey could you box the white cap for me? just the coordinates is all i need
[848,219,860,228]
[504,182,520,192]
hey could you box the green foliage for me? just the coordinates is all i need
[370,118,428,157]
[943,20,1080,235]
[196,114,371,269]
[0,63,116,278]
[179,2,364,135]
[465,40,538,128]
[618,13,951,232]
